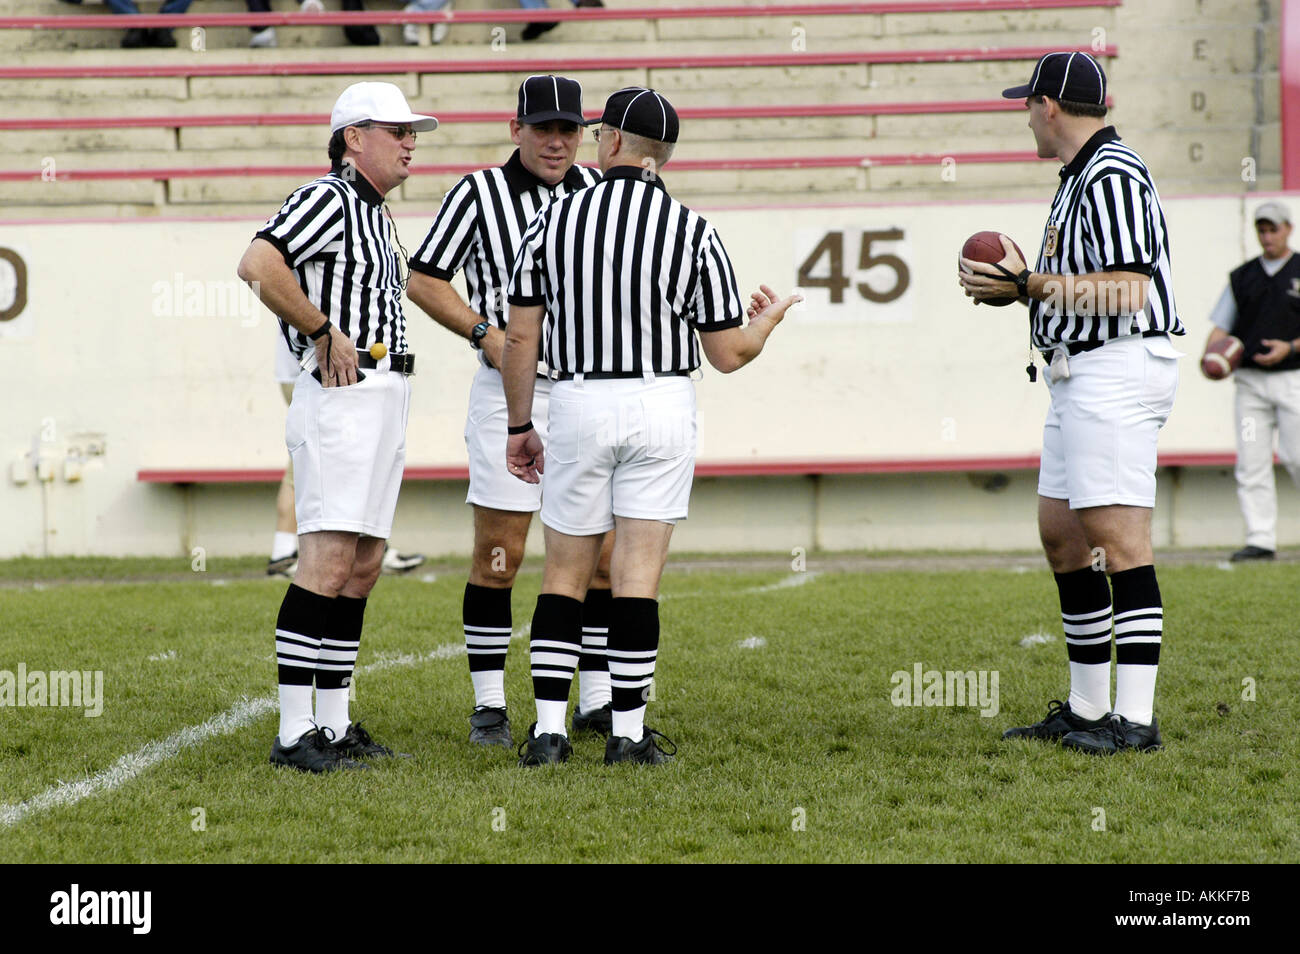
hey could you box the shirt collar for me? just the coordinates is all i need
[1059,125,1121,181]
[599,164,667,192]
[330,160,384,206]
[502,149,592,195]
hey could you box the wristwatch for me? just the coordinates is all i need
[469,321,490,350]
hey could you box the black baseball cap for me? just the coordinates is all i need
[586,87,679,143]
[517,75,585,125]
[1002,51,1107,106]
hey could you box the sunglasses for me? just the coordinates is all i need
[360,122,417,142]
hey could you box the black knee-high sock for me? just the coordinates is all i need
[464,583,512,709]
[578,586,612,712]
[316,595,365,737]
[275,584,333,744]
[1110,565,1162,725]
[608,597,659,740]
[1054,566,1113,719]
[529,594,583,733]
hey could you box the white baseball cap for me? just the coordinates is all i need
[330,82,438,134]
[1254,200,1292,225]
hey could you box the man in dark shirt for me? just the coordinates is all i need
[1202,200,1300,561]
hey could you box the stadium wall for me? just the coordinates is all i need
[0,192,1295,558]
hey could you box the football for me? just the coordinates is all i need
[1201,335,1244,379]
[961,231,1027,307]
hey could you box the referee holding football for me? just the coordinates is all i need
[503,87,800,765]
[958,52,1184,754]
[238,82,436,772]
[407,76,614,749]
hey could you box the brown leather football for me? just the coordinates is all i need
[961,231,1027,307]
[1201,336,1244,380]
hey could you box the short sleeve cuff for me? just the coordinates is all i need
[694,315,744,332]
[1105,261,1154,277]
[253,230,293,265]
[507,293,545,307]
[408,260,456,281]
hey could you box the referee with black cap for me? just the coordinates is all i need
[959,52,1183,755]
[502,86,801,766]
[408,75,614,750]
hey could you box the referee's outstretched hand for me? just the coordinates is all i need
[745,284,802,322]
[506,430,544,484]
[316,326,360,387]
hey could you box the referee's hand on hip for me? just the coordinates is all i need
[315,325,360,388]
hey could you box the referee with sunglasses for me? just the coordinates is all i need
[238,83,436,773]
[503,87,801,766]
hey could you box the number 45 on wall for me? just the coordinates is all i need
[796,229,911,304]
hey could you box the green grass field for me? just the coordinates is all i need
[0,555,1295,863]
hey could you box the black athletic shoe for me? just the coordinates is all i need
[1002,699,1109,742]
[572,702,613,737]
[517,723,571,767]
[269,727,369,773]
[381,545,426,574]
[1062,714,1162,754]
[333,721,410,759]
[149,28,177,48]
[604,727,676,765]
[1230,545,1275,562]
[469,706,513,748]
[267,552,298,579]
[121,28,149,48]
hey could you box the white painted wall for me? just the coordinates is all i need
[0,192,1292,557]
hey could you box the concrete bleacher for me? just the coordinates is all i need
[0,0,1281,218]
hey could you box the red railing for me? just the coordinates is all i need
[0,45,1116,80]
[1283,0,1300,190]
[0,99,1052,131]
[0,1,1124,30]
[0,151,1043,183]
[135,450,1236,485]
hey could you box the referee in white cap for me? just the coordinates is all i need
[502,87,801,766]
[238,82,437,772]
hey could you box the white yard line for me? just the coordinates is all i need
[664,571,823,601]
[745,571,822,593]
[0,638,473,829]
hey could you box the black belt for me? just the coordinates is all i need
[357,352,416,374]
[1043,329,1166,361]
[552,370,692,381]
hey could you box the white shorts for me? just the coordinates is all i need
[1038,333,1181,509]
[465,364,552,512]
[286,368,411,538]
[541,375,697,536]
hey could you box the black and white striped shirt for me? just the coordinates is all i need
[255,162,407,359]
[1030,126,1184,349]
[410,150,601,329]
[507,166,744,374]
